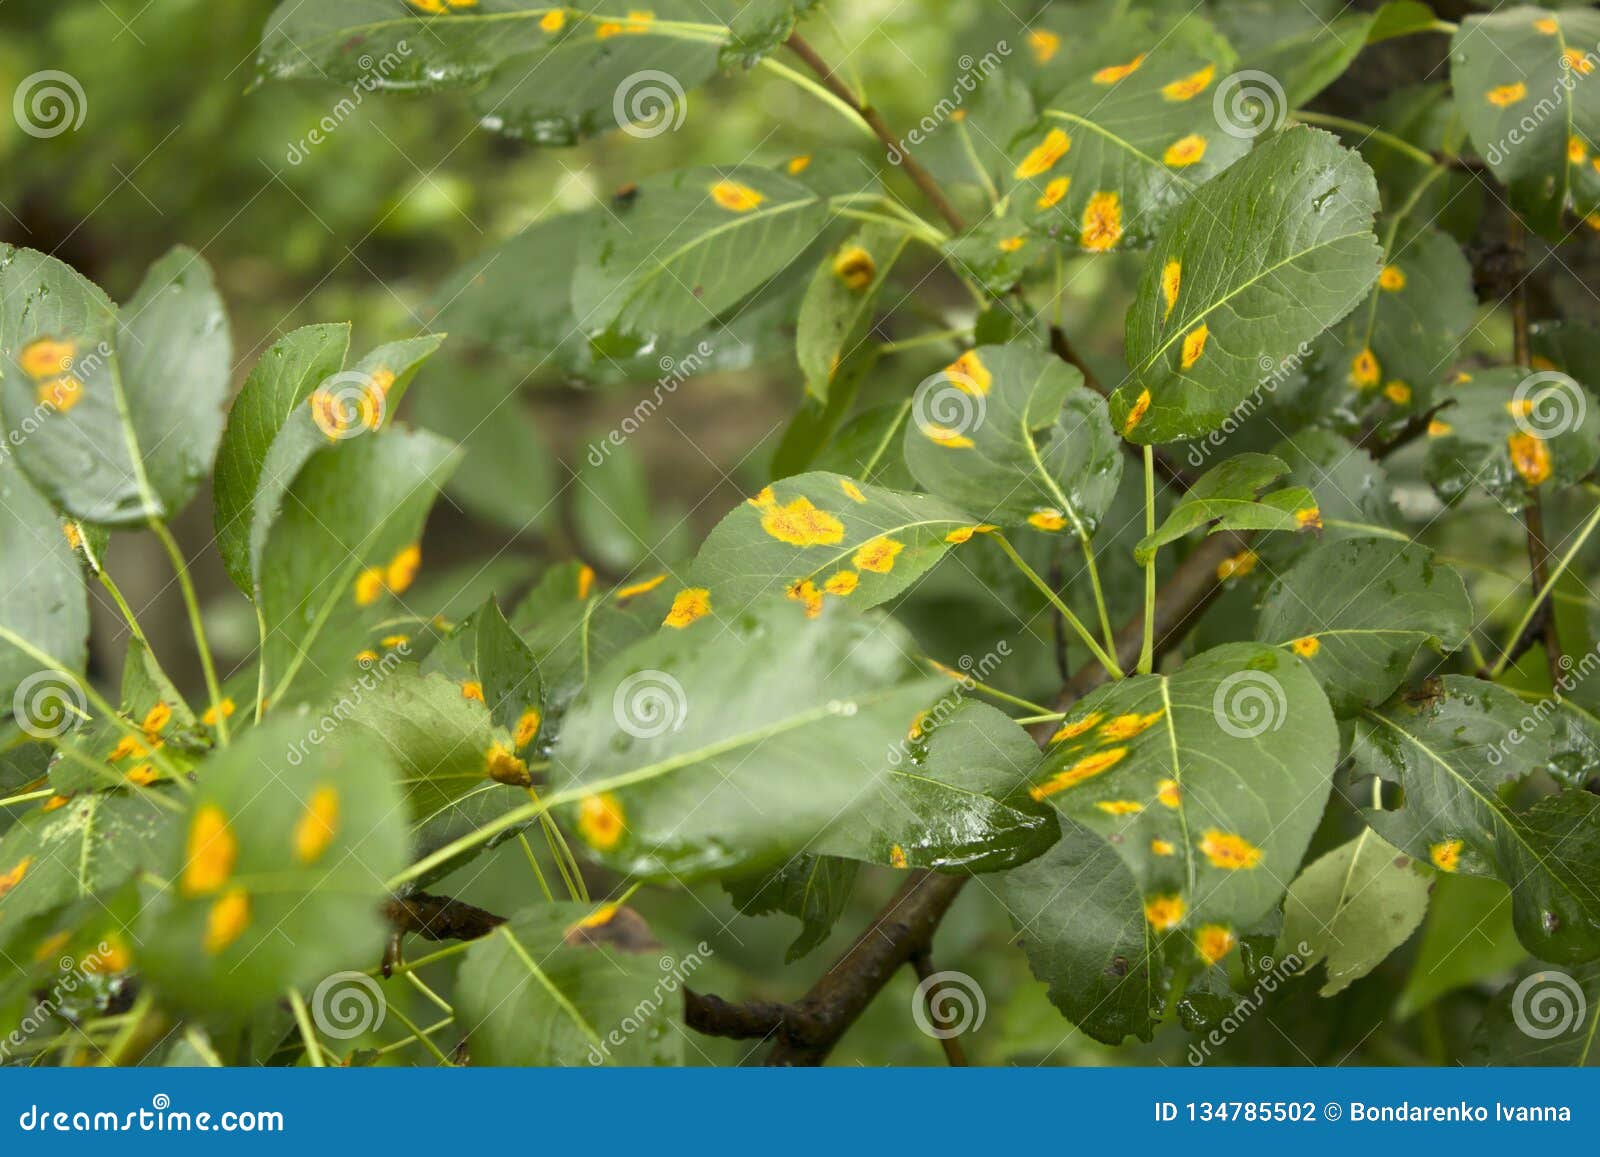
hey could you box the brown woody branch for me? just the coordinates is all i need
[382,892,506,976]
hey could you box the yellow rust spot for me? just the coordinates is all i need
[1427,418,1453,437]
[1028,508,1067,532]
[1093,54,1145,85]
[515,708,542,750]
[1151,838,1176,856]
[20,338,75,379]
[1290,635,1321,659]
[924,426,974,449]
[1509,432,1552,485]
[709,180,764,213]
[1015,128,1071,179]
[1430,839,1463,873]
[761,496,846,547]
[1294,506,1322,530]
[577,564,596,600]
[998,234,1026,254]
[1536,17,1559,34]
[823,570,859,596]
[944,524,996,544]
[1050,712,1103,743]
[833,245,876,290]
[204,888,251,955]
[664,587,711,629]
[786,154,811,174]
[1196,924,1237,965]
[202,699,236,727]
[946,350,992,395]
[83,934,132,975]
[1198,829,1263,870]
[1144,893,1186,932]
[461,681,485,703]
[380,634,410,649]
[1378,265,1406,291]
[853,536,904,574]
[126,764,157,786]
[578,792,626,849]
[1096,799,1144,816]
[1037,176,1071,210]
[573,902,619,931]
[37,377,83,413]
[1163,134,1207,168]
[1029,748,1129,800]
[616,573,666,601]
[1572,137,1589,165]
[386,543,422,596]
[355,567,386,607]
[486,744,531,787]
[1161,64,1215,102]
[1384,381,1412,405]
[1565,50,1594,76]
[182,805,237,897]
[355,649,380,666]
[0,856,32,901]
[109,734,145,762]
[1216,549,1258,581]
[62,521,83,551]
[786,578,825,619]
[293,786,340,865]
[1161,260,1181,318]
[1028,29,1060,64]
[141,703,172,736]
[1180,324,1209,370]
[889,844,909,869]
[540,9,565,32]
[41,795,70,813]
[1081,191,1123,252]
[1350,348,1380,390]
[1123,389,1152,435]
[748,486,776,509]
[1487,82,1527,108]
[840,479,867,504]
[1101,710,1164,741]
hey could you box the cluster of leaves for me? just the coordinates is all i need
[5,0,1600,1067]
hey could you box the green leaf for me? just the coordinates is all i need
[1424,366,1600,512]
[1452,7,1600,238]
[1002,819,1163,1045]
[1278,828,1430,996]
[1026,642,1338,940]
[1113,128,1382,444]
[1261,428,1400,569]
[1134,453,1318,564]
[902,343,1123,535]
[1354,677,1600,964]
[724,855,858,962]
[684,470,980,624]
[797,224,909,401]
[815,701,1057,873]
[141,718,407,1016]
[1007,15,1247,252]
[0,458,88,724]
[457,902,683,1066]
[0,245,231,524]
[257,426,459,708]
[572,165,830,341]
[1255,539,1473,715]
[213,324,352,594]
[814,403,917,489]
[550,598,946,879]
[1221,1,1433,107]
[474,597,543,748]
[1475,961,1600,1065]
[1395,874,1526,1020]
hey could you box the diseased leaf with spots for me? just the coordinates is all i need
[1114,129,1382,444]
[457,903,681,1066]
[1452,7,1600,238]
[550,598,947,880]
[1354,677,1600,964]
[903,343,1123,536]
[1256,538,1473,715]
[1134,453,1316,565]
[797,224,908,401]
[1278,828,1430,996]
[684,470,979,624]
[1026,642,1338,942]
[141,718,406,1016]
[1424,367,1600,512]
[815,701,1057,873]
[724,855,858,962]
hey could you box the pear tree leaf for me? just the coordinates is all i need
[1134,453,1318,564]
[797,223,909,401]
[723,855,858,962]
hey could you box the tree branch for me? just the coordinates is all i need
[382,892,506,976]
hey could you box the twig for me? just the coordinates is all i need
[383,892,506,977]
[909,950,968,1066]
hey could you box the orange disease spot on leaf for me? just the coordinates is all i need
[0,856,32,901]
[1427,418,1453,437]
[1571,136,1588,165]
[1195,924,1237,965]
[616,573,666,600]
[1486,82,1527,107]
[514,709,542,750]
[1096,799,1144,815]
[141,703,172,738]
[202,698,237,727]
[998,235,1026,253]
[1378,265,1406,291]
[182,805,237,897]
[1290,636,1321,658]
[576,564,596,600]
[461,681,485,702]
[1144,893,1186,931]
[833,245,877,290]
[1029,747,1129,800]
[1093,54,1145,85]
[1100,710,1164,741]
[1161,64,1215,102]
[355,567,386,607]
[786,154,811,174]
[889,844,909,868]
[1151,838,1176,856]
[1564,50,1594,76]
[1157,779,1181,809]
[1081,191,1123,251]
[946,349,993,395]
[1430,839,1463,872]
[37,376,83,413]
[1180,324,1209,369]
[1161,260,1181,318]
[126,764,157,786]
[1350,348,1380,389]
[540,9,565,32]
[1384,382,1411,405]
[1123,389,1152,435]
[1509,432,1552,485]
[1050,712,1103,743]
[1015,128,1071,179]
[786,578,825,619]
[1198,829,1263,870]
[385,543,422,595]
[761,496,846,546]
[944,524,996,544]
[839,479,867,504]
[1163,134,1207,167]
[1037,176,1071,209]
[486,744,532,787]
[823,570,859,596]
[578,792,626,849]
[20,338,76,379]
[204,888,251,955]
[1216,549,1257,581]
[293,786,341,865]
[1028,508,1068,532]
[663,587,711,628]
[1028,29,1060,63]
[709,180,764,212]
[853,536,904,573]
[1535,17,1559,34]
